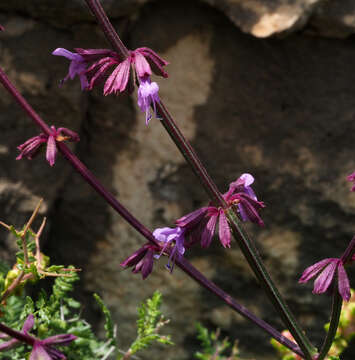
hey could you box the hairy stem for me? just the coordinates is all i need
[83,1,315,358]
[0,66,304,357]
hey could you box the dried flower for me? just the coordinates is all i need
[16,126,79,166]
[176,173,264,248]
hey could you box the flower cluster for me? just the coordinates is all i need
[121,174,264,279]
[0,314,76,359]
[16,126,79,166]
[53,46,168,124]
[176,173,265,249]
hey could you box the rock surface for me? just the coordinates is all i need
[1,1,355,359]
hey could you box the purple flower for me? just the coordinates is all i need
[0,315,76,359]
[0,25,4,31]
[153,227,185,271]
[120,243,160,279]
[299,258,350,301]
[224,173,265,226]
[16,126,79,167]
[137,76,160,125]
[176,173,264,248]
[53,46,168,124]
[52,48,89,90]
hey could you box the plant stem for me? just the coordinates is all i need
[83,1,316,358]
[0,67,304,357]
[317,292,342,360]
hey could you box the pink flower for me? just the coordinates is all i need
[16,126,79,167]
[176,173,265,248]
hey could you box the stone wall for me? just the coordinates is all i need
[1,1,355,359]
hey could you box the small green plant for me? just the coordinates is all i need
[0,202,173,359]
[194,323,241,360]
[118,290,173,359]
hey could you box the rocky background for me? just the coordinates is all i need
[1,0,355,359]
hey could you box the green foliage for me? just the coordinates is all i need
[118,290,173,359]
[194,323,240,360]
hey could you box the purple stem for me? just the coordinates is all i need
[0,67,304,357]
[0,322,34,346]
[341,235,355,263]
[83,1,315,358]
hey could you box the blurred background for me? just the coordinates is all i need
[1,0,355,358]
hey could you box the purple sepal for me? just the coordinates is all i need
[313,261,338,294]
[175,207,208,229]
[132,50,152,78]
[42,334,77,346]
[218,210,231,248]
[337,262,351,302]
[16,134,47,161]
[136,47,169,78]
[299,258,334,283]
[201,211,218,248]
[46,135,57,167]
[299,257,352,302]
[120,243,160,279]
[103,58,131,95]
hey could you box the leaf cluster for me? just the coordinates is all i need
[194,323,240,360]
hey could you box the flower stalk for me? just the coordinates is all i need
[0,66,305,357]
[83,1,316,358]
